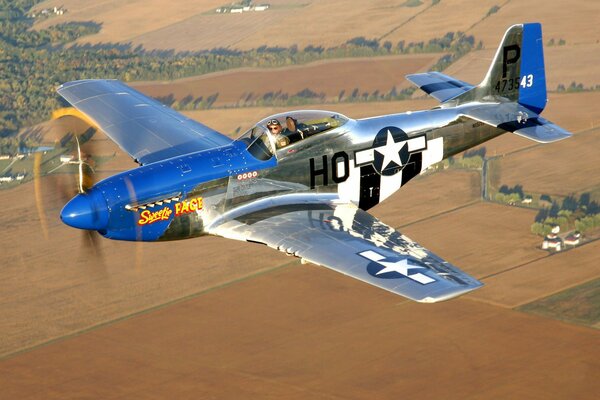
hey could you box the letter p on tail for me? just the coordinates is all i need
[479,23,547,114]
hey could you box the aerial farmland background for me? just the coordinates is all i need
[0,1,599,398]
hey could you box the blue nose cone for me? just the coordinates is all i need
[60,192,109,231]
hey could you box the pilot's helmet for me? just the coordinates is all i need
[266,119,281,129]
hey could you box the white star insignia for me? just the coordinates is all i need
[359,250,436,285]
[375,129,406,171]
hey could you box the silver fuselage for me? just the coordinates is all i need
[150,105,503,241]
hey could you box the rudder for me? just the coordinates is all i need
[456,23,547,114]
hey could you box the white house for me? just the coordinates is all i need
[542,236,562,251]
[564,232,581,246]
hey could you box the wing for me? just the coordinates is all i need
[208,194,482,303]
[406,71,474,103]
[57,79,233,165]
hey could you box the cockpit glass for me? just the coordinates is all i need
[238,125,274,161]
[237,110,349,159]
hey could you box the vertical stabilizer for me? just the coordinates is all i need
[455,23,547,114]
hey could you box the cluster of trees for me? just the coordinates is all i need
[547,38,567,46]
[531,193,600,235]
[1,0,479,143]
[486,5,501,17]
[154,93,220,110]
[442,147,486,170]
[455,155,483,169]
[494,184,525,204]
[362,31,478,56]
[555,82,600,93]
[158,85,420,111]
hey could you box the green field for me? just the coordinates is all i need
[518,277,600,329]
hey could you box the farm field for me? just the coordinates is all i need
[474,241,600,308]
[518,277,600,329]
[132,54,437,106]
[496,127,600,198]
[34,0,427,51]
[401,202,545,279]
[468,0,600,47]
[3,2,600,397]
[34,0,600,54]
[1,265,599,399]
[33,0,225,45]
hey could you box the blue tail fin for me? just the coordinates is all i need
[517,23,547,113]
[454,23,548,114]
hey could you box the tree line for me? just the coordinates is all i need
[0,0,478,143]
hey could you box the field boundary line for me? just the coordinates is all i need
[378,2,439,41]
[0,261,299,361]
[397,199,481,229]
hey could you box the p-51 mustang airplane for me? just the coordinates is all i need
[59,23,570,303]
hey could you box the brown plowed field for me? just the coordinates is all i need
[132,55,437,106]
[1,265,599,399]
[497,127,600,197]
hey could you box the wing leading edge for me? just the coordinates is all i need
[209,194,482,303]
[57,79,233,165]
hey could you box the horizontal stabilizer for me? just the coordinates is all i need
[461,103,571,143]
[406,72,474,103]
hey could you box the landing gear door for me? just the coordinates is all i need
[358,165,381,210]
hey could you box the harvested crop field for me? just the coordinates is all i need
[469,0,600,47]
[34,0,225,46]
[496,127,600,197]
[35,0,428,51]
[401,202,545,279]
[132,54,437,106]
[474,240,600,308]
[518,277,600,328]
[2,265,599,399]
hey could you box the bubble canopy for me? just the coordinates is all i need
[237,110,350,160]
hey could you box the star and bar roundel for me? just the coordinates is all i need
[354,126,428,210]
[359,249,435,285]
[354,126,427,176]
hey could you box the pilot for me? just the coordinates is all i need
[266,119,289,149]
[282,116,306,144]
